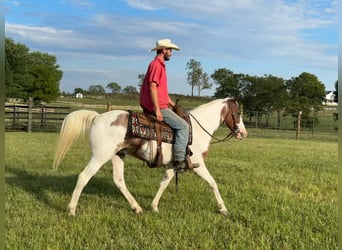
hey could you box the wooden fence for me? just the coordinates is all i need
[5,103,71,132]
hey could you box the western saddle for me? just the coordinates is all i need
[125,103,195,169]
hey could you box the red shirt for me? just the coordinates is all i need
[140,56,169,112]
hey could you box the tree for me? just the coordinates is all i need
[106,82,121,94]
[333,80,338,103]
[242,74,287,127]
[263,75,287,128]
[29,51,63,102]
[122,85,138,95]
[5,37,33,99]
[285,72,325,126]
[240,75,261,121]
[138,74,145,88]
[88,84,105,95]
[211,68,244,98]
[186,59,203,97]
[5,37,62,102]
[197,71,211,96]
[74,87,85,94]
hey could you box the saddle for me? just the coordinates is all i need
[125,104,192,168]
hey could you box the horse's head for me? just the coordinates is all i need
[221,98,248,139]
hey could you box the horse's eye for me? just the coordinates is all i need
[237,112,241,116]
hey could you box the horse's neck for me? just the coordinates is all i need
[190,99,225,135]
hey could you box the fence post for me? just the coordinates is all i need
[107,102,111,112]
[296,111,302,139]
[12,104,18,128]
[255,112,258,128]
[40,106,46,131]
[311,113,314,137]
[56,106,59,133]
[27,97,33,132]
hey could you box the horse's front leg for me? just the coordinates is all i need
[112,155,143,214]
[193,162,228,215]
[151,168,175,212]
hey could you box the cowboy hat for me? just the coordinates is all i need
[150,39,180,51]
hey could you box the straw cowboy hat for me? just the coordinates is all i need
[150,39,180,51]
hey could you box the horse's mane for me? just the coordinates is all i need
[190,98,228,114]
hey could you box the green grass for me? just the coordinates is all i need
[5,131,337,249]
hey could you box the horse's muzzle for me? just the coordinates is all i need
[235,128,248,139]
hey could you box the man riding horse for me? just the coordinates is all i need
[140,39,190,172]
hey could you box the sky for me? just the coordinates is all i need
[4,0,339,96]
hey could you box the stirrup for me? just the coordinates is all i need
[186,155,200,170]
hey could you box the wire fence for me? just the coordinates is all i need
[243,110,338,136]
[4,100,338,137]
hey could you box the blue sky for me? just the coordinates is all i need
[5,0,338,96]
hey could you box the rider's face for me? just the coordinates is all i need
[163,48,172,61]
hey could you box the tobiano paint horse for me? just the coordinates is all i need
[52,98,248,216]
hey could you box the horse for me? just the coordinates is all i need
[52,97,248,216]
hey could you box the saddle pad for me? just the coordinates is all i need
[126,111,174,144]
[125,111,192,144]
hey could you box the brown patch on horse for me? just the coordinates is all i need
[202,150,209,159]
[111,113,128,127]
[127,138,147,148]
[221,99,240,131]
[118,138,149,161]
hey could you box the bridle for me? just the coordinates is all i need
[188,100,241,144]
[226,100,241,135]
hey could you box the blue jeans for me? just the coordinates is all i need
[160,108,189,162]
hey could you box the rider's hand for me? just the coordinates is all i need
[155,109,163,121]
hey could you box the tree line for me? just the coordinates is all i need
[73,83,139,96]
[185,59,338,126]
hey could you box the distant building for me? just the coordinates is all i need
[323,91,337,106]
[75,93,83,99]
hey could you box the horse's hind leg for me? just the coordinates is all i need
[193,162,228,215]
[151,168,175,212]
[112,155,143,214]
[68,157,106,216]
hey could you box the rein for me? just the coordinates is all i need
[188,112,235,144]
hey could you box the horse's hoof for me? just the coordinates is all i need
[151,206,159,213]
[68,209,76,216]
[68,206,76,216]
[219,209,228,216]
[134,208,143,214]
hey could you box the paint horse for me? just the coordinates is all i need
[52,98,248,215]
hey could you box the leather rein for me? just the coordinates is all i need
[188,102,240,144]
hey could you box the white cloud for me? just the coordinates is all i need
[5,22,116,53]
[6,23,73,46]
[62,0,95,8]
[125,0,159,10]
[6,0,21,6]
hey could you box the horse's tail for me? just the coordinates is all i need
[52,110,99,170]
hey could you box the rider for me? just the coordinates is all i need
[140,39,189,172]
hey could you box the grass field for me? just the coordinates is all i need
[5,129,337,249]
